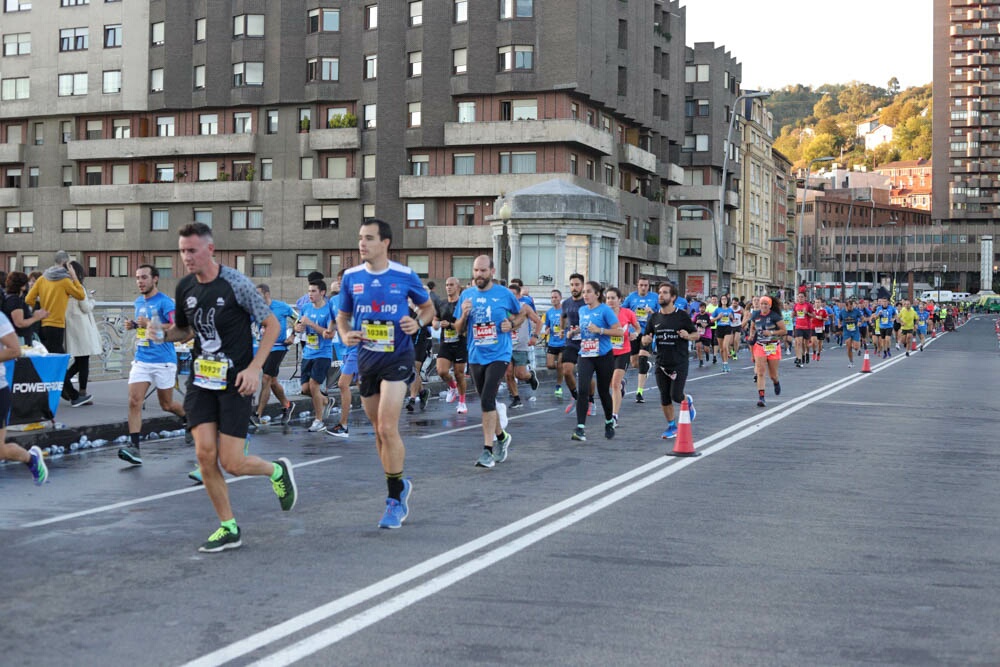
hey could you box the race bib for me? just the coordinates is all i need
[193,356,228,391]
[720,316,730,325]
[636,307,649,321]
[764,342,778,355]
[306,332,319,349]
[814,327,823,333]
[443,328,459,343]
[361,320,394,353]
[846,323,856,331]
[551,325,561,336]
[137,328,149,347]
[581,338,600,357]
[611,334,625,351]
[472,322,498,346]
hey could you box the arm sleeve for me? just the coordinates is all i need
[228,269,272,324]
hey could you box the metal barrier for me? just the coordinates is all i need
[92,301,136,380]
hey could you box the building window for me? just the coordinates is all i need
[150,68,163,93]
[408,255,429,278]
[111,164,128,184]
[406,203,425,228]
[104,24,122,48]
[156,116,175,137]
[365,4,378,29]
[519,234,556,284]
[500,0,533,19]
[233,62,263,86]
[604,164,613,186]
[193,208,212,227]
[86,120,103,140]
[194,65,205,90]
[84,166,102,185]
[685,64,709,82]
[498,45,533,71]
[231,206,264,230]
[502,99,537,120]
[62,166,73,186]
[585,159,594,180]
[452,256,473,280]
[307,57,339,82]
[326,156,347,179]
[5,211,33,233]
[260,158,272,181]
[151,209,169,231]
[409,1,422,26]
[110,256,129,278]
[617,19,627,49]
[62,0,89,5]
[457,101,475,122]
[197,161,217,181]
[304,205,340,230]
[28,166,38,188]
[410,154,429,176]
[363,154,376,179]
[153,256,173,279]
[455,204,474,226]
[33,122,42,144]
[363,204,375,219]
[300,157,313,180]
[307,8,339,32]
[199,114,218,135]
[4,1,31,12]
[364,54,377,79]
[617,67,627,96]
[3,32,31,55]
[150,21,164,46]
[296,255,319,278]
[454,0,467,23]
[696,134,708,151]
[499,152,536,174]
[364,104,377,129]
[453,48,467,75]
[1,77,29,100]
[234,112,252,134]
[62,209,91,232]
[679,239,702,257]
[195,18,206,42]
[106,208,124,231]
[408,102,421,128]
[58,73,88,96]
[250,255,271,278]
[232,160,252,181]
[453,154,475,175]
[233,14,264,38]
[266,110,278,134]
[408,51,422,77]
[59,27,88,52]
[102,70,121,94]
[155,163,173,182]
[5,168,21,188]
[569,154,577,175]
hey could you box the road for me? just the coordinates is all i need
[2,317,998,666]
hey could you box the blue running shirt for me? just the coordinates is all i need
[299,300,334,360]
[578,303,618,357]
[459,284,521,365]
[267,299,296,352]
[134,292,177,364]
[544,308,565,348]
[622,291,658,330]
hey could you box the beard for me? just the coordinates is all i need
[475,276,491,289]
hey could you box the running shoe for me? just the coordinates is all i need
[713,356,718,364]
[398,478,413,521]
[493,431,512,463]
[588,402,596,417]
[699,360,704,368]
[554,386,563,397]
[279,403,293,426]
[757,397,766,407]
[905,351,910,357]
[419,388,430,410]
[571,426,586,441]
[184,428,194,445]
[722,362,730,373]
[685,394,696,422]
[919,344,924,351]
[327,423,349,438]
[307,419,327,433]
[509,396,524,409]
[635,389,645,404]
[118,445,142,466]
[604,420,615,440]
[773,382,781,396]
[198,525,242,553]
[456,400,468,414]
[27,446,47,485]
[249,414,261,429]
[405,396,416,412]
[620,377,627,397]
[188,466,203,484]
[496,401,509,430]
[661,423,678,439]
[564,402,575,414]
[847,362,854,368]
[272,457,297,511]
[612,414,619,429]
[377,498,406,529]
[475,449,496,468]
[528,370,539,391]
[445,387,458,403]
[71,393,93,407]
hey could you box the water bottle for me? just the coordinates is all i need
[150,313,165,343]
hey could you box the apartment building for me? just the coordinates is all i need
[0,0,691,300]
[771,148,795,295]
[932,0,1000,292]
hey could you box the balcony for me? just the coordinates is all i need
[308,128,362,152]
[617,143,657,173]
[658,161,685,185]
[443,120,614,155]
[67,134,258,161]
[0,188,20,207]
[68,181,253,205]
[0,142,25,164]
[311,178,361,200]
[724,189,739,209]
[426,225,492,249]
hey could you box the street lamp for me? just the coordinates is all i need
[497,199,512,284]
[795,155,834,291]
[678,204,715,295]
[719,90,771,297]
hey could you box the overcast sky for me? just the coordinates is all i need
[682,0,933,91]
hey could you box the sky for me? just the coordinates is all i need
[682,0,933,91]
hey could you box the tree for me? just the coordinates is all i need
[803,133,839,163]
[813,94,839,119]
[888,76,900,97]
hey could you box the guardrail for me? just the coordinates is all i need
[92,301,136,380]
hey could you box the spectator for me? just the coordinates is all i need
[62,261,103,407]
[24,251,85,354]
[3,272,48,345]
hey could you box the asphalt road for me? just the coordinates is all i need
[2,317,998,666]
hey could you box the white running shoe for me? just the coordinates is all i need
[456,400,468,414]
[307,419,327,433]
[445,387,458,403]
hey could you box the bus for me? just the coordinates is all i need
[802,282,874,301]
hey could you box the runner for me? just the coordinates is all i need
[747,296,786,407]
[252,284,296,429]
[810,297,829,362]
[166,222,296,553]
[839,297,865,368]
[604,287,639,428]
[432,276,468,414]
[897,299,919,356]
[873,297,897,359]
[641,283,698,440]
[916,299,930,350]
[504,282,542,409]
[705,295,720,364]
[327,268,358,438]
[404,302,433,413]
[730,298,744,360]
[0,311,48,485]
[791,291,814,367]
[337,219,434,528]
[294,279,335,432]
[858,297,873,351]
[710,294,735,373]
[560,274,590,414]
[454,255,530,468]
[622,278,658,403]
[542,289,565,396]
[571,281,622,442]
[693,302,713,368]
[118,264,189,465]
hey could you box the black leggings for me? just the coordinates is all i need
[64,355,90,399]
[470,361,508,413]
[655,363,688,406]
[576,353,614,424]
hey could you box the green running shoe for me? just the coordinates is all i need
[198,525,242,553]
[272,457,297,511]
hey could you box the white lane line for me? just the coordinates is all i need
[417,408,560,438]
[181,364,890,667]
[20,456,342,529]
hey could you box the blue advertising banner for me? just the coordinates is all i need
[3,354,71,426]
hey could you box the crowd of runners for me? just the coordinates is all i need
[0,220,972,553]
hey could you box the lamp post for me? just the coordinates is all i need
[497,199,512,284]
[718,90,771,297]
[795,155,835,291]
[679,204,715,295]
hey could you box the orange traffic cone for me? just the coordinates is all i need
[668,399,700,457]
[911,339,918,352]
[930,328,936,338]
[860,350,872,373]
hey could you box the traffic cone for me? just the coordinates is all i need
[930,328,936,339]
[910,339,918,352]
[668,399,700,457]
[860,351,872,373]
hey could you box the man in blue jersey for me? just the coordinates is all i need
[543,289,565,396]
[295,279,335,433]
[872,297,897,359]
[839,298,865,368]
[622,278,658,403]
[337,219,434,529]
[252,284,297,428]
[118,264,188,465]
[455,255,533,469]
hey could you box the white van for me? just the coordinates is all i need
[919,290,954,302]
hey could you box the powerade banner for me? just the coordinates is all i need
[3,354,71,426]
